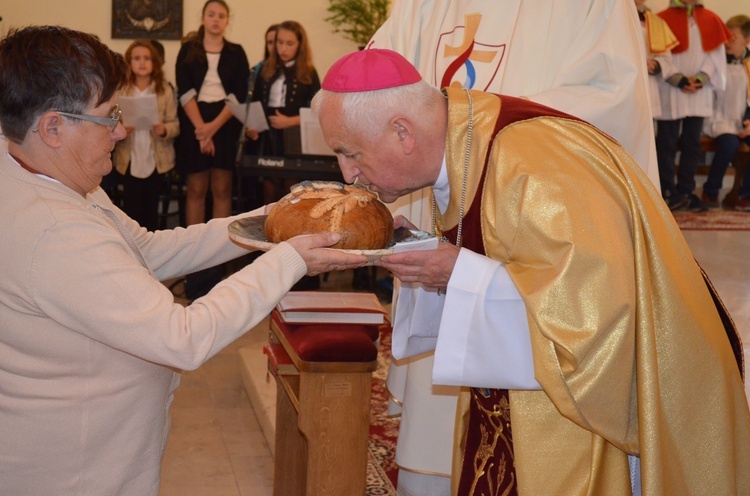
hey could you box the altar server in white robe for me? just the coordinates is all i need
[634,0,680,119]
[654,0,730,210]
[367,1,660,494]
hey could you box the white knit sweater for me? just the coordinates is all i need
[0,151,306,495]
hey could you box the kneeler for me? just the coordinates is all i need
[264,309,383,496]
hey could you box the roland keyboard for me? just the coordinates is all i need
[240,154,343,182]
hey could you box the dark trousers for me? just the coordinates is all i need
[121,169,164,232]
[656,117,704,198]
[703,133,750,199]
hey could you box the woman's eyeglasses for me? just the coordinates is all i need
[55,105,122,132]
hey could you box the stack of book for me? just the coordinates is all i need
[275,291,388,326]
[265,291,388,375]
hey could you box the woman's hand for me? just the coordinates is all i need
[194,120,219,141]
[199,138,215,156]
[246,128,260,140]
[285,232,369,276]
[152,123,167,137]
[268,110,294,130]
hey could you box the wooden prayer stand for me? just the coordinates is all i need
[264,310,380,496]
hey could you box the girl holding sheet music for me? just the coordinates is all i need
[246,20,320,204]
[175,0,249,226]
[113,39,179,231]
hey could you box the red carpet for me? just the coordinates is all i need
[367,328,399,495]
[673,209,750,231]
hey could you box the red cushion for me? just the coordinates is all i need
[271,310,380,362]
[263,342,297,375]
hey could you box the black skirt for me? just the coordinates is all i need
[176,100,242,174]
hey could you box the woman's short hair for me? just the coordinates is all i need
[0,26,128,143]
[311,80,439,140]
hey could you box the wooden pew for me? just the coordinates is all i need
[698,136,750,208]
[264,310,382,496]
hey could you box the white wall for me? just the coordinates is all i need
[0,0,365,84]
[648,0,747,20]
[0,0,747,84]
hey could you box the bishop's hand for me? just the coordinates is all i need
[375,241,460,293]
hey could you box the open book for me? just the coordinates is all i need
[276,291,387,325]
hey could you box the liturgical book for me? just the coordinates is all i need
[276,291,387,325]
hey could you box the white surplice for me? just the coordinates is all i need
[703,54,749,138]
[639,16,678,119]
[656,17,727,121]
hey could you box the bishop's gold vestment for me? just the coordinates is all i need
[436,88,750,495]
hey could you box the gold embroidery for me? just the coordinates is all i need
[468,392,515,496]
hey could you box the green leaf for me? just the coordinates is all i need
[325,0,390,46]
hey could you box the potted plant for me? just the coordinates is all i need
[325,0,390,49]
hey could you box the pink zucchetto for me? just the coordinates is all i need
[321,49,422,92]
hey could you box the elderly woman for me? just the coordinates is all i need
[0,26,366,495]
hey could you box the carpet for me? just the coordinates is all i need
[366,328,399,495]
[672,209,750,231]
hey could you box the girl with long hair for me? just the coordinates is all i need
[246,20,320,203]
[114,39,179,231]
[175,0,249,226]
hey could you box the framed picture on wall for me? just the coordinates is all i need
[112,0,183,40]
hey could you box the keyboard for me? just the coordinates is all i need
[240,154,343,182]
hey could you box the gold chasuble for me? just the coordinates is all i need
[435,88,750,495]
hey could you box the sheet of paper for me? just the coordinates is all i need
[226,100,269,132]
[119,94,159,131]
[300,107,335,156]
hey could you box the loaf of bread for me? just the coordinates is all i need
[265,181,394,250]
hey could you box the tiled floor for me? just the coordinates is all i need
[158,327,274,496]
[158,208,750,496]
[158,269,383,496]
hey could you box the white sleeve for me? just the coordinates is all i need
[433,248,541,390]
[655,50,678,81]
[391,282,446,360]
[519,0,658,187]
[179,88,197,107]
[701,44,728,92]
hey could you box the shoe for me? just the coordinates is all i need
[736,197,750,212]
[701,192,719,209]
[685,193,708,213]
[666,193,689,211]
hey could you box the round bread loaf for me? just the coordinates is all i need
[265,181,394,250]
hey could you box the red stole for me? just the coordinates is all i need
[658,5,731,54]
